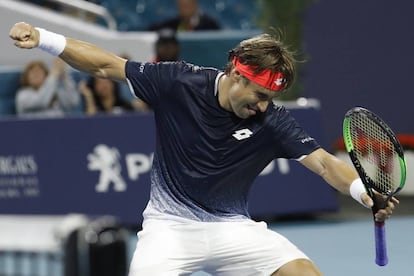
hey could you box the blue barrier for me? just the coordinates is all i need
[0,109,337,226]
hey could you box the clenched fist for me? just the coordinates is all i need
[9,22,40,49]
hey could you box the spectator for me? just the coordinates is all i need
[149,0,220,32]
[15,58,81,118]
[153,29,180,62]
[78,76,149,115]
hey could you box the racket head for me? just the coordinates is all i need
[343,107,406,196]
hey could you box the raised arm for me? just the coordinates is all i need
[9,22,127,81]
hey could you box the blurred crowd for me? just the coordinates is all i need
[11,0,224,119]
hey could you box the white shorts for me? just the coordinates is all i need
[128,217,310,276]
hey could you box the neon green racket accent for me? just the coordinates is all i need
[399,156,407,189]
[343,117,354,152]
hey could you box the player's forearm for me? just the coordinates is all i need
[302,149,370,208]
[301,149,359,194]
[59,38,126,81]
[320,155,360,194]
[11,24,127,81]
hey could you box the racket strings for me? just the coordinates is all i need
[349,115,401,194]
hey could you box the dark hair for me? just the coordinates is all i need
[225,33,296,92]
[86,77,134,112]
[156,29,179,46]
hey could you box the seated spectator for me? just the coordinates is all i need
[153,29,180,62]
[15,58,81,118]
[78,76,149,115]
[149,0,220,32]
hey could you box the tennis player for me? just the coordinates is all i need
[9,22,397,276]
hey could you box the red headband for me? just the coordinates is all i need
[232,57,285,92]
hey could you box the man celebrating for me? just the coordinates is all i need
[9,22,396,275]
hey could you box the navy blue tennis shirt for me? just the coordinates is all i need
[125,61,320,222]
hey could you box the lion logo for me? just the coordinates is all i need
[87,144,126,192]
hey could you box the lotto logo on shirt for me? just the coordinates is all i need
[87,144,153,193]
[139,63,146,73]
[232,128,253,140]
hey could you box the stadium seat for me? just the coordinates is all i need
[103,0,261,31]
[0,70,20,116]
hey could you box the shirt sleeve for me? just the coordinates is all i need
[271,106,321,159]
[125,61,182,109]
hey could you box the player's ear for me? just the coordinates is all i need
[230,69,242,83]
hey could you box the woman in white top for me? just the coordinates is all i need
[15,58,80,117]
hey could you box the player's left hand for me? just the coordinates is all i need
[376,196,399,222]
[361,193,399,222]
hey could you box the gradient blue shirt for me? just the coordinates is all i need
[125,61,320,222]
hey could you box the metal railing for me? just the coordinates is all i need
[32,0,117,30]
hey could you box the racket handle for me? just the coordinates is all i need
[374,221,388,266]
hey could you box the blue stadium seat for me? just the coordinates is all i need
[25,0,261,31]
[99,0,261,31]
[0,70,20,116]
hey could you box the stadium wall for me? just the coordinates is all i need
[302,0,414,149]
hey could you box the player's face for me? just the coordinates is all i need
[228,77,276,119]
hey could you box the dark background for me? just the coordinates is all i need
[302,0,414,149]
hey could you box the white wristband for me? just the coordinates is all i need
[35,27,66,56]
[350,178,369,208]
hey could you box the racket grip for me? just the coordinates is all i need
[374,221,388,266]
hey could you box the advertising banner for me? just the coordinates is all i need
[0,109,337,226]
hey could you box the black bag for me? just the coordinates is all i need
[62,216,129,276]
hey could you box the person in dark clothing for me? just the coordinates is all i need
[149,0,220,32]
[153,29,180,62]
[78,76,134,115]
[10,21,398,276]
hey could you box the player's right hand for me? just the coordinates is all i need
[9,22,40,49]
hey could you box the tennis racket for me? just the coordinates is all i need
[342,107,406,266]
